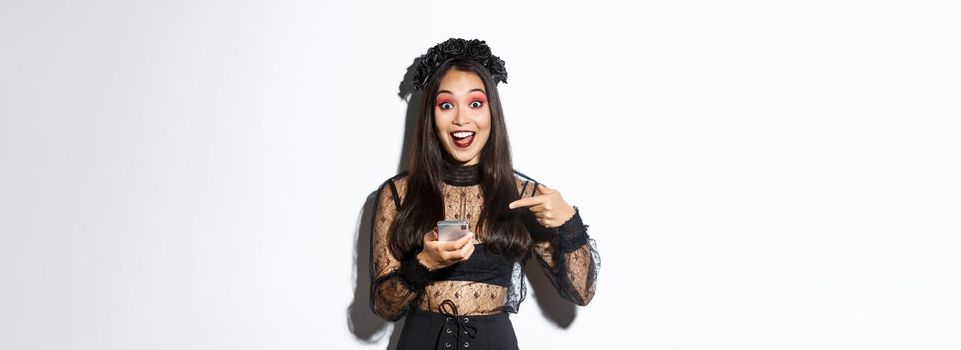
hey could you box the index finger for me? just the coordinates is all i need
[508,195,548,209]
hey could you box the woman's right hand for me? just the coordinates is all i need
[416,227,476,271]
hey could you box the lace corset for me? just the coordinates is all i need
[369,161,600,320]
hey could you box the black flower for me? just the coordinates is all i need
[410,38,508,90]
[413,60,432,90]
[487,55,508,84]
[466,40,492,62]
[439,38,466,55]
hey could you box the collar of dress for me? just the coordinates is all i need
[441,160,481,186]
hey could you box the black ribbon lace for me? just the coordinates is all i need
[436,299,478,349]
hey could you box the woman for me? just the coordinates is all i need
[369,38,599,350]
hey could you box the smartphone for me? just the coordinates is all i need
[437,220,469,241]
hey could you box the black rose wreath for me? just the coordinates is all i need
[412,38,508,90]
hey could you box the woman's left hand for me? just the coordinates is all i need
[508,183,576,228]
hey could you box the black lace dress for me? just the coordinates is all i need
[369,161,600,349]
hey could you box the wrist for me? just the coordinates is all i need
[397,253,435,292]
[416,251,436,271]
[557,204,577,226]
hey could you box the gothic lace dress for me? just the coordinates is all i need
[369,164,600,321]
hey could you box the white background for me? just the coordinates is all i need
[2,1,960,349]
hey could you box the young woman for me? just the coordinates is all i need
[369,38,600,350]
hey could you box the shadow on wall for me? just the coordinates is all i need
[345,57,577,349]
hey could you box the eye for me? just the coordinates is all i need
[438,101,453,110]
[470,101,483,108]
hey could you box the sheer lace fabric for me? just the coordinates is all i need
[369,167,600,321]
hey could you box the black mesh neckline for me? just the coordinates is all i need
[441,160,481,186]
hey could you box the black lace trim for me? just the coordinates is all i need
[554,206,590,253]
[397,256,435,292]
[441,160,481,186]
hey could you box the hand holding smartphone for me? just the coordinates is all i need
[437,220,470,241]
[418,220,476,271]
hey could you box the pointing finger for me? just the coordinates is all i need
[526,203,547,213]
[509,195,547,209]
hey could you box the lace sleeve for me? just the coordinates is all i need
[526,206,600,306]
[369,178,433,321]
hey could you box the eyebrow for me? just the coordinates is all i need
[436,88,487,97]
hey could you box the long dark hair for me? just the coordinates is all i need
[389,57,531,262]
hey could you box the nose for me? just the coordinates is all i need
[453,106,470,126]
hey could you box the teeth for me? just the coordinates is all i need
[452,131,474,139]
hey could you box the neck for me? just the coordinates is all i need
[441,159,481,186]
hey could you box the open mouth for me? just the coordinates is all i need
[450,131,475,148]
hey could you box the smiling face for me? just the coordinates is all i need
[433,69,492,166]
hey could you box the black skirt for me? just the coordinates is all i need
[396,306,519,350]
